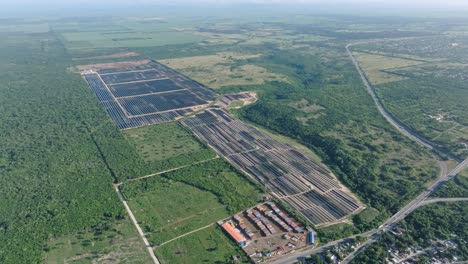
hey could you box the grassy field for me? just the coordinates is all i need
[156,225,249,264]
[124,122,208,163]
[120,159,263,246]
[122,177,230,246]
[352,51,424,85]
[44,218,151,264]
[159,52,287,88]
[123,122,216,174]
[353,38,468,159]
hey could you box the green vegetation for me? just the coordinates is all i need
[123,122,216,173]
[236,47,438,228]
[120,159,263,246]
[3,12,467,263]
[433,170,468,198]
[352,37,468,159]
[316,223,359,243]
[121,177,230,246]
[157,226,249,264]
[0,30,149,263]
[44,217,150,264]
[352,202,468,263]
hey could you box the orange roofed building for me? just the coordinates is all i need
[221,222,247,246]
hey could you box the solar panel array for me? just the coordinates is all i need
[183,109,363,225]
[82,61,216,129]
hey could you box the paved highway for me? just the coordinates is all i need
[341,158,468,264]
[346,42,460,162]
[267,41,468,263]
[269,159,467,264]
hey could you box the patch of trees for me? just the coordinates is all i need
[353,203,468,263]
[0,31,143,263]
[235,48,437,231]
[121,159,263,214]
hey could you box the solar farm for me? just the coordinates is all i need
[183,109,364,226]
[81,60,216,129]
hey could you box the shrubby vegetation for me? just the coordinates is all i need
[123,122,217,176]
[432,173,468,198]
[236,48,438,229]
[122,159,263,215]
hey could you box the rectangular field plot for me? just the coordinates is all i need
[101,70,165,84]
[81,60,216,129]
[183,109,364,226]
[110,79,183,97]
[118,90,208,116]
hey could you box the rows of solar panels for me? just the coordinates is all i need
[183,109,363,225]
[82,61,216,129]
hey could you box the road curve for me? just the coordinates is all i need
[267,41,468,264]
[346,42,459,162]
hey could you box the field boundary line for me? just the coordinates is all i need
[117,155,219,186]
[95,72,132,118]
[111,77,169,86]
[116,88,189,100]
[113,184,160,264]
[99,68,160,76]
[126,102,211,118]
[156,223,215,248]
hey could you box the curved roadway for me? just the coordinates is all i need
[267,42,468,264]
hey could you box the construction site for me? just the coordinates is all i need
[219,201,315,263]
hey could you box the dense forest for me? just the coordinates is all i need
[0,31,150,262]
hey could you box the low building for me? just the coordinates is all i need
[222,222,247,247]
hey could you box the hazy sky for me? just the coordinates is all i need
[3,0,468,16]
[5,0,468,8]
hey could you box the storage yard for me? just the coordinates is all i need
[183,109,364,226]
[81,60,216,129]
[219,202,311,262]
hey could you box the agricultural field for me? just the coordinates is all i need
[159,52,288,88]
[119,158,263,246]
[156,225,249,264]
[121,177,230,246]
[351,51,424,85]
[352,37,468,158]
[44,218,151,264]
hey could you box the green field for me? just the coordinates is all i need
[157,225,249,264]
[123,122,216,174]
[122,177,230,246]
[44,218,150,264]
[120,159,263,246]
[352,37,468,159]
